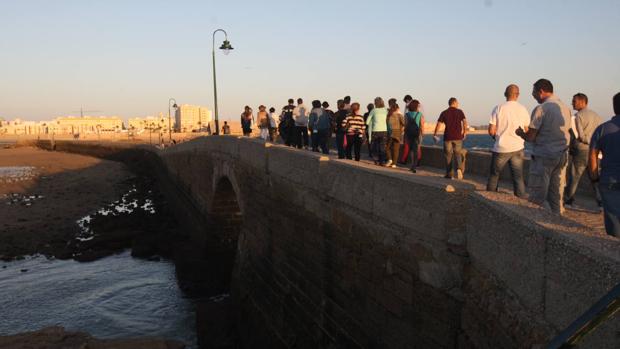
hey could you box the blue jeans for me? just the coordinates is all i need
[599,183,620,237]
[317,129,329,154]
[486,150,526,197]
[371,132,388,164]
[336,132,346,159]
[528,153,568,215]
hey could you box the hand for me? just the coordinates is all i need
[433,135,440,144]
[516,126,525,137]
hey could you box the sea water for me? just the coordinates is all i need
[0,251,198,348]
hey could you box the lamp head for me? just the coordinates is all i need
[220,40,233,55]
[173,103,178,109]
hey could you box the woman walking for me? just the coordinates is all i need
[366,97,389,165]
[268,107,278,141]
[363,103,374,158]
[341,103,366,161]
[241,106,253,137]
[334,100,348,159]
[256,105,270,140]
[386,102,405,168]
[404,100,425,172]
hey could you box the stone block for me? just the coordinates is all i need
[544,236,620,348]
[237,138,269,172]
[467,192,546,314]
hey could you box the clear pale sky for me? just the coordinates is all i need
[1,0,619,125]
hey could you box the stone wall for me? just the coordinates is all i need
[36,138,620,348]
[159,137,620,348]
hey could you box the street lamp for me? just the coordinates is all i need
[168,98,177,144]
[212,29,234,136]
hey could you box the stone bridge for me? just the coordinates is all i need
[37,137,620,348]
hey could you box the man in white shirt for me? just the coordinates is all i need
[293,98,309,149]
[486,84,531,197]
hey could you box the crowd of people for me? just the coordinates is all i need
[239,95,426,170]
[236,79,620,237]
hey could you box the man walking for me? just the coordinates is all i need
[433,97,468,179]
[588,92,620,237]
[486,84,530,197]
[280,99,296,146]
[516,79,572,215]
[565,93,603,209]
[293,98,309,149]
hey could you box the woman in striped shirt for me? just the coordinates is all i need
[341,103,366,161]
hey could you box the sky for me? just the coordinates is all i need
[1,0,619,125]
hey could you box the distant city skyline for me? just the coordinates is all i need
[1,0,619,125]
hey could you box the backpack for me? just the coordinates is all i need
[405,111,421,139]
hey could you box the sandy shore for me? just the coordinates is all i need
[0,146,133,260]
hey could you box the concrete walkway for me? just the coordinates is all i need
[275,140,608,238]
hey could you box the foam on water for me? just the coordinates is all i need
[74,185,157,242]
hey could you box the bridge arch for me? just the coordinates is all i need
[208,174,243,292]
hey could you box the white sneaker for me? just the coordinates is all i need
[456,169,463,179]
[391,164,397,168]
[385,160,393,167]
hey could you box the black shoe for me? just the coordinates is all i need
[410,168,417,173]
[444,174,453,179]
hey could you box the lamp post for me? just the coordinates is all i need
[212,29,234,135]
[168,98,177,144]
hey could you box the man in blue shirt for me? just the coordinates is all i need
[588,92,620,237]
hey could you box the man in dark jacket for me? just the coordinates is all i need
[280,99,295,146]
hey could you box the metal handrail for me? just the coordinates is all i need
[546,282,620,349]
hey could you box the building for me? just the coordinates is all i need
[0,119,47,135]
[0,116,123,135]
[52,116,123,134]
[175,105,212,132]
[128,113,169,133]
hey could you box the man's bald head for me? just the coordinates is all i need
[504,84,520,101]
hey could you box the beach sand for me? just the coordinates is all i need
[0,146,133,260]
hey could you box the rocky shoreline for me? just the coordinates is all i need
[0,326,185,349]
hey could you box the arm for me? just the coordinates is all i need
[462,118,469,138]
[576,116,586,143]
[433,122,442,137]
[517,127,538,142]
[588,146,600,182]
[420,115,425,136]
[518,106,541,142]
[366,111,373,129]
[488,124,497,137]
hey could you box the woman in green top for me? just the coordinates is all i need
[404,100,425,172]
[366,97,389,165]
